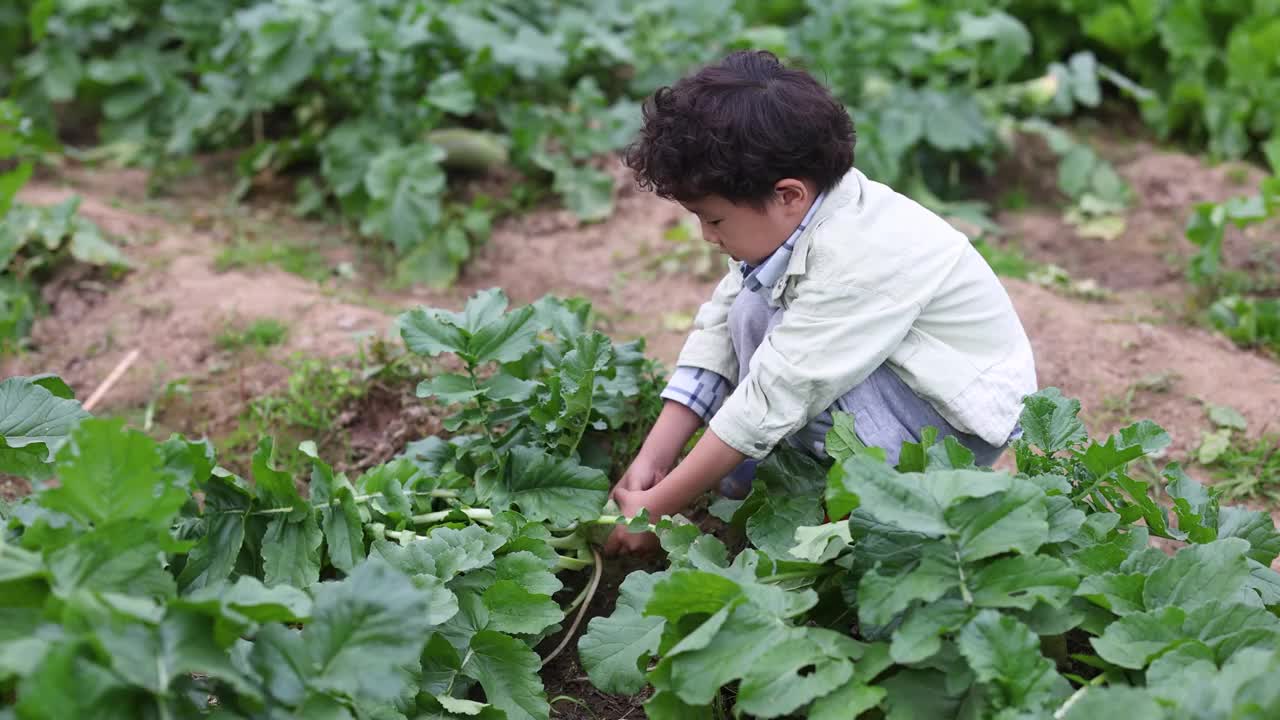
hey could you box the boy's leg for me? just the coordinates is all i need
[718,288,1007,499]
[795,366,1008,467]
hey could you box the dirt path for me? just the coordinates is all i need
[4,144,1277,470]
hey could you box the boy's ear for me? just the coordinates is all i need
[773,177,811,212]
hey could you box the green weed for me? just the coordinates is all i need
[214,240,333,282]
[974,239,1037,280]
[1195,404,1279,502]
[216,318,289,352]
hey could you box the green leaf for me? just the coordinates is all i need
[303,558,437,704]
[375,524,504,581]
[746,493,823,559]
[858,547,959,628]
[1217,507,1280,566]
[895,426,937,472]
[44,419,187,526]
[1208,405,1248,431]
[261,513,322,589]
[97,609,253,697]
[0,376,88,462]
[1076,572,1146,615]
[427,72,477,116]
[47,521,175,598]
[494,446,609,525]
[807,677,886,720]
[836,457,1012,536]
[399,307,468,357]
[957,610,1068,708]
[461,630,550,720]
[363,143,447,252]
[482,580,563,635]
[494,551,560,595]
[470,304,538,365]
[418,374,483,404]
[310,458,364,574]
[579,570,666,694]
[969,555,1078,610]
[789,523,853,564]
[180,575,312,624]
[26,374,74,399]
[251,438,304,512]
[948,480,1049,561]
[889,598,972,664]
[552,164,614,222]
[1060,686,1164,719]
[1198,428,1232,464]
[824,412,886,463]
[68,222,129,268]
[1018,388,1086,454]
[1090,605,1187,668]
[179,474,252,593]
[1143,538,1253,610]
[482,373,538,402]
[653,602,794,706]
[735,630,859,718]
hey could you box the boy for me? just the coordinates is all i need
[605,51,1036,555]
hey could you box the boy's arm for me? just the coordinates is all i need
[612,400,705,494]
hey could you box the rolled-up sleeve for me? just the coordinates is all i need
[673,265,744,382]
[660,366,732,423]
[708,277,922,459]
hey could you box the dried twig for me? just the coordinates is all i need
[83,349,140,411]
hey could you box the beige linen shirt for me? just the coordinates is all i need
[676,167,1038,459]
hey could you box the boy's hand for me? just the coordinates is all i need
[603,487,663,556]
[611,454,668,499]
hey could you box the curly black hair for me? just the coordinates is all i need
[623,50,855,206]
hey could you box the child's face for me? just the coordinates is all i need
[680,178,816,266]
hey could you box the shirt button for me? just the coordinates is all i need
[753,441,768,451]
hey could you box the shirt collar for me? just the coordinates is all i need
[740,191,827,295]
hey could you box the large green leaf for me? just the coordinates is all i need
[481,580,563,635]
[746,493,824,559]
[302,558,437,704]
[362,143,447,252]
[261,513,322,589]
[579,570,666,694]
[858,546,958,628]
[969,554,1078,610]
[1018,387,1087,454]
[1142,538,1253,611]
[46,521,175,599]
[44,419,187,527]
[96,608,255,698]
[399,307,468,357]
[460,630,550,720]
[494,446,609,525]
[957,610,1068,709]
[179,474,252,593]
[306,453,364,574]
[0,376,88,462]
[735,629,860,718]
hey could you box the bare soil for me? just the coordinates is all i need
[4,139,1280,710]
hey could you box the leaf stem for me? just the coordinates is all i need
[556,553,594,571]
[760,568,832,585]
[242,489,459,516]
[412,507,494,525]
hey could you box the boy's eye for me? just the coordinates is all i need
[708,220,722,226]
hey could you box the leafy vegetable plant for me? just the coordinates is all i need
[578,389,1280,718]
[0,289,662,718]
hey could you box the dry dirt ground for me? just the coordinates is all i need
[6,144,1277,459]
[3,141,1279,716]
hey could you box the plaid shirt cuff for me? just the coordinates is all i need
[660,366,732,423]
